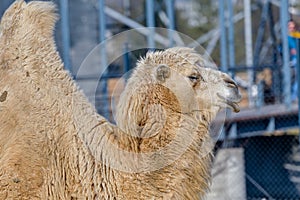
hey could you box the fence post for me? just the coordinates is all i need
[165,0,175,47]
[123,43,130,81]
[227,0,235,77]
[296,38,300,143]
[98,0,109,119]
[218,0,227,72]
[280,0,291,107]
[244,0,254,107]
[60,0,71,73]
[146,0,155,49]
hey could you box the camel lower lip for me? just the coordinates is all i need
[228,101,240,112]
[217,93,240,112]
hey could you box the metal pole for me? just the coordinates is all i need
[60,0,72,73]
[165,0,175,47]
[296,38,300,142]
[280,0,291,107]
[146,0,155,49]
[99,0,107,45]
[123,43,130,81]
[123,0,131,17]
[227,0,235,76]
[268,3,280,103]
[99,0,107,68]
[104,7,169,47]
[218,0,228,72]
[98,0,109,119]
[253,1,269,68]
[244,0,254,107]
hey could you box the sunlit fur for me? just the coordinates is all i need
[0,1,240,199]
[116,48,240,199]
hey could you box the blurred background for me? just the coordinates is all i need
[2,0,300,199]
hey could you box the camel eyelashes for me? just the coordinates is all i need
[188,74,205,83]
[188,75,199,82]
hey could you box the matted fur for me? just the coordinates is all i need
[0,1,240,199]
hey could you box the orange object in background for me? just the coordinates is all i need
[290,31,300,38]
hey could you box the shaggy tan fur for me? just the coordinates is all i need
[0,1,241,199]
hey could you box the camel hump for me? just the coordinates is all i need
[0,0,58,40]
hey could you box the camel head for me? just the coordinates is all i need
[116,47,241,137]
[141,47,241,118]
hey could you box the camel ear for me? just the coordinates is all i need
[156,64,170,83]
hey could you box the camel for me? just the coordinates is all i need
[0,1,241,199]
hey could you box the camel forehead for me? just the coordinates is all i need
[142,47,207,74]
[164,47,206,68]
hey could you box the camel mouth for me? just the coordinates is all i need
[227,100,241,112]
[217,78,242,112]
[217,92,242,113]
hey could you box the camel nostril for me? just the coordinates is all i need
[224,77,237,88]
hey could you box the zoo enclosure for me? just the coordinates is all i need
[1,0,300,199]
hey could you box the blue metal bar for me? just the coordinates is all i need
[227,0,235,76]
[98,0,107,67]
[268,3,280,103]
[218,0,227,72]
[253,1,269,68]
[165,0,175,47]
[146,0,155,49]
[244,0,254,107]
[123,43,130,81]
[99,0,106,44]
[98,0,109,119]
[280,0,291,107]
[296,38,300,143]
[59,0,71,73]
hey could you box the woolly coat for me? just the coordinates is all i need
[0,1,215,199]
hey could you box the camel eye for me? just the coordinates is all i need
[188,75,199,83]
